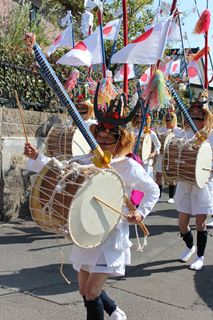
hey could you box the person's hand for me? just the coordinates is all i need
[148,152,156,159]
[23,33,36,53]
[24,142,39,160]
[127,211,143,224]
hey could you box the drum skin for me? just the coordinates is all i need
[163,138,212,188]
[30,160,125,248]
[139,134,152,164]
[46,124,91,157]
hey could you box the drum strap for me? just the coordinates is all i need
[134,224,148,252]
[56,236,71,285]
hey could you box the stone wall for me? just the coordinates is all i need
[0,107,64,221]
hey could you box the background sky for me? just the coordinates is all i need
[152,0,213,51]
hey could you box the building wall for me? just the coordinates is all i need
[0,0,14,18]
[0,107,64,221]
[0,0,59,43]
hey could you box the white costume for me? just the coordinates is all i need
[174,128,213,215]
[26,155,159,276]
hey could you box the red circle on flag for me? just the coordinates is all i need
[120,65,131,76]
[140,73,148,82]
[53,34,62,45]
[132,28,153,43]
[188,66,197,78]
[74,41,87,51]
[172,63,178,72]
[103,26,113,35]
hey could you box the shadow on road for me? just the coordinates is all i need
[124,259,187,278]
[0,263,78,295]
[194,264,213,310]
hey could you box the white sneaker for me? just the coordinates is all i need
[179,245,196,262]
[167,198,174,204]
[110,306,127,320]
[189,255,204,271]
[206,218,213,227]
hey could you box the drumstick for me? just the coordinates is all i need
[93,196,149,236]
[93,196,127,218]
[202,168,213,172]
[15,90,28,143]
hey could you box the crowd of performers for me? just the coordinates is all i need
[23,74,213,319]
[22,32,213,319]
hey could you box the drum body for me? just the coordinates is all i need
[46,124,91,157]
[30,159,125,248]
[158,132,175,154]
[163,138,212,188]
[138,133,152,164]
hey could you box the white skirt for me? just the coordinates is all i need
[174,181,213,215]
[72,248,130,277]
[154,154,163,173]
[70,221,132,277]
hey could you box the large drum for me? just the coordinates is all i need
[30,159,125,248]
[138,133,152,164]
[157,132,175,154]
[46,123,91,157]
[162,137,212,188]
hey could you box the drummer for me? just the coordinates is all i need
[174,100,213,271]
[24,93,159,320]
[131,103,161,178]
[155,107,182,203]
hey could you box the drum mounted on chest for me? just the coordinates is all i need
[30,159,125,248]
[163,138,212,188]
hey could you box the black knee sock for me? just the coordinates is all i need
[169,185,175,198]
[100,290,116,316]
[158,185,162,198]
[85,296,104,320]
[181,230,194,249]
[197,230,208,257]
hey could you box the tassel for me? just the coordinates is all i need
[194,9,211,34]
[191,46,210,61]
[142,70,171,109]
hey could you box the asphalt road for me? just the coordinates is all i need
[0,189,213,320]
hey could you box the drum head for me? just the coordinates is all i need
[141,134,152,164]
[163,132,175,152]
[72,128,91,156]
[195,141,212,188]
[68,169,125,248]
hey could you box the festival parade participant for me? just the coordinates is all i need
[174,100,213,270]
[24,89,159,320]
[155,108,182,203]
[131,102,161,178]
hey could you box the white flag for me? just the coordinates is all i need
[81,11,94,37]
[170,59,181,75]
[84,0,103,11]
[111,18,172,65]
[47,25,73,56]
[61,10,72,27]
[167,21,181,42]
[187,61,203,85]
[57,28,102,67]
[139,67,151,86]
[114,64,135,82]
[158,59,172,76]
[102,18,122,41]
